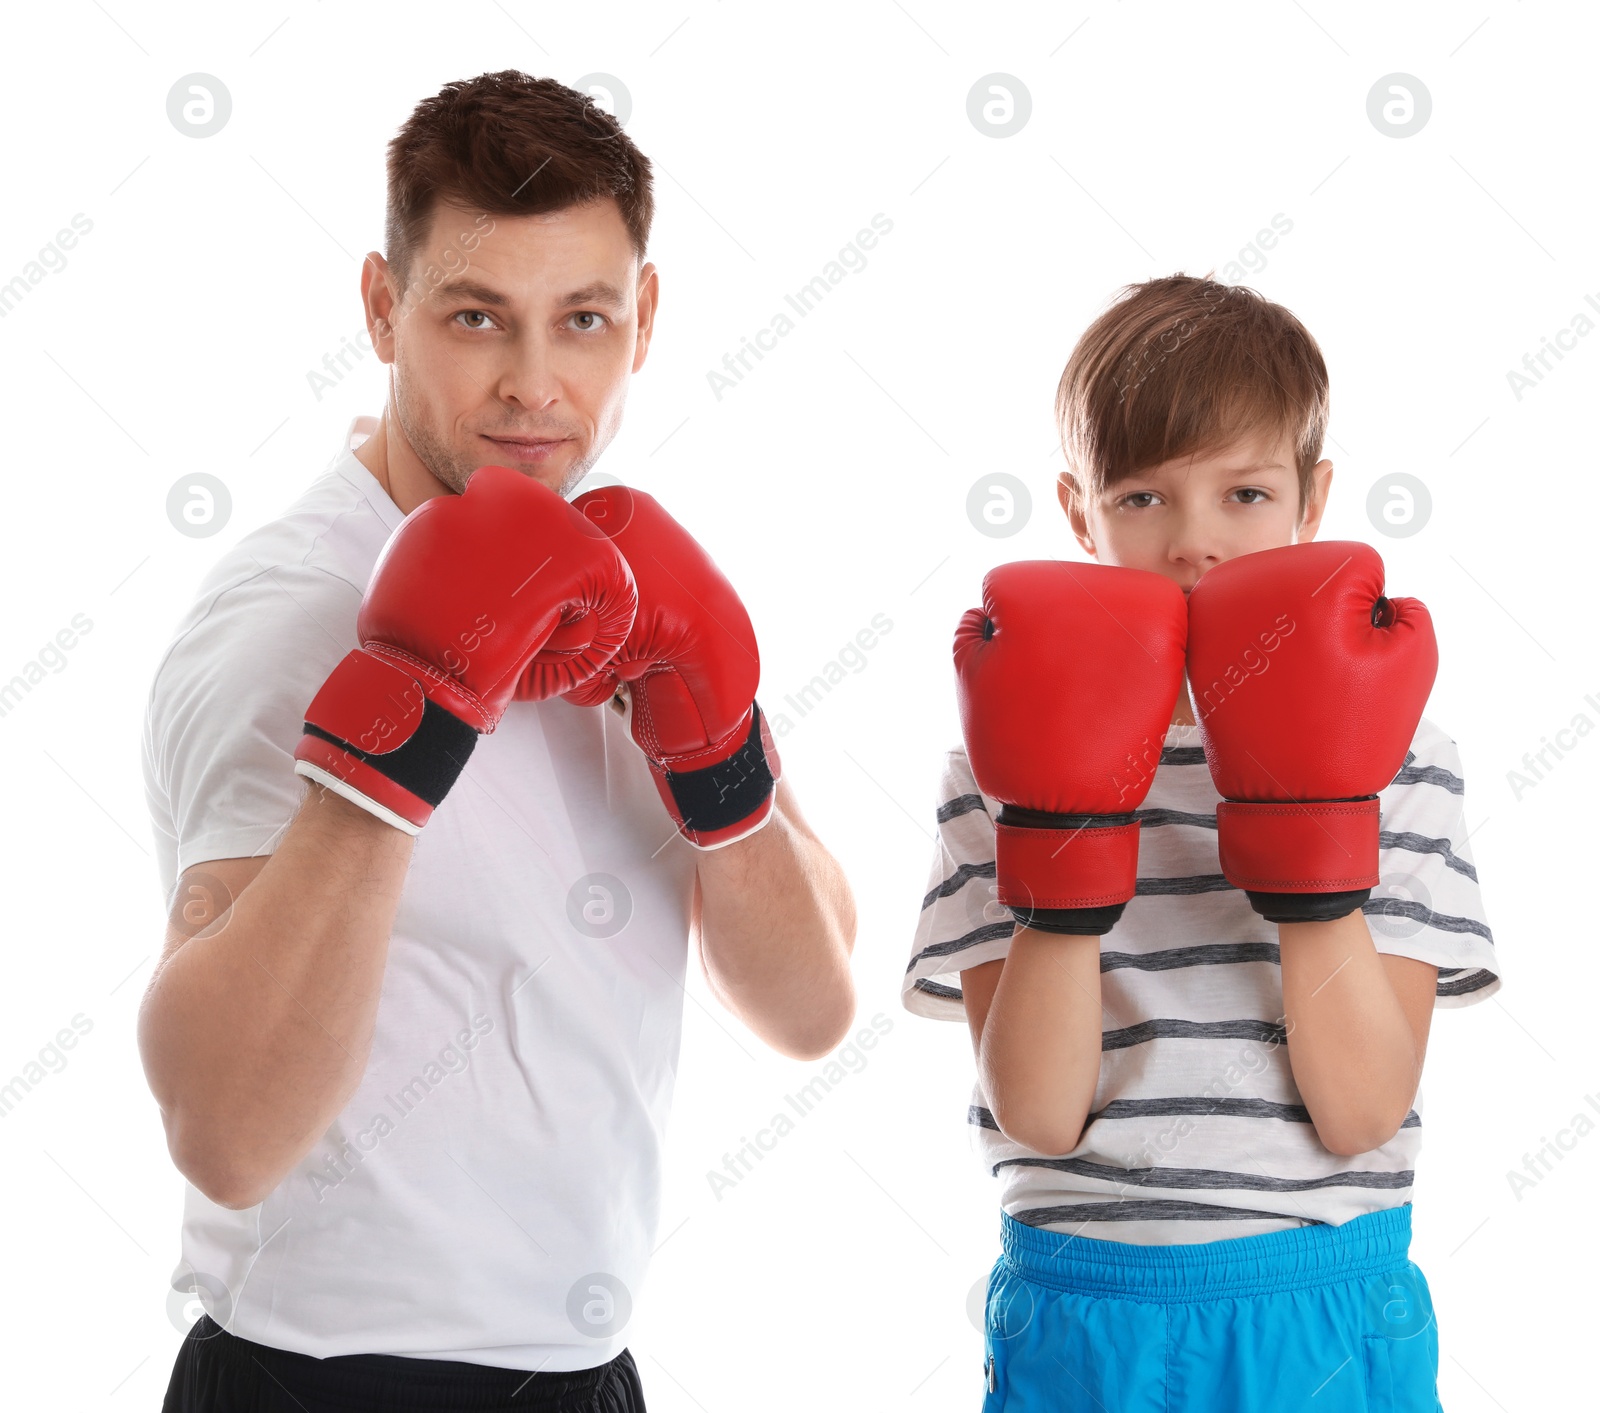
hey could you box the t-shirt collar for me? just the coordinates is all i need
[332,414,406,533]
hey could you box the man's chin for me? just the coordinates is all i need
[455,452,595,499]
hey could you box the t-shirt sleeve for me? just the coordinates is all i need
[1368,716,1501,1008]
[901,747,1017,1022]
[143,565,361,903]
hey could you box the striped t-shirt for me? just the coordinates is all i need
[901,715,1501,1244]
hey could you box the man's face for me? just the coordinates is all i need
[1060,429,1332,597]
[373,197,656,498]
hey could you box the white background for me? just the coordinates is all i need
[2,2,1595,1408]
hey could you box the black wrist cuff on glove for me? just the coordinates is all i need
[302,696,478,809]
[1007,901,1129,935]
[1246,887,1372,925]
[662,700,777,836]
[996,806,1138,831]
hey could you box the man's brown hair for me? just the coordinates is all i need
[1055,273,1329,521]
[384,69,654,294]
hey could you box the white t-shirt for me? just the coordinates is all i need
[141,416,697,1369]
[901,717,1501,1245]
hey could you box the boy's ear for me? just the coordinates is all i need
[1057,472,1098,558]
[1296,458,1334,543]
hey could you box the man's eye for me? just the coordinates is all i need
[455,310,493,330]
[571,311,607,332]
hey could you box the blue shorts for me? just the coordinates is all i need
[982,1203,1441,1412]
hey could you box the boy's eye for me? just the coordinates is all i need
[1124,492,1157,508]
[1235,488,1268,504]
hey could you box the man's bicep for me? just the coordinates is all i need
[962,957,1003,1057]
[156,856,271,976]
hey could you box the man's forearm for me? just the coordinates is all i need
[137,788,413,1207]
[693,783,856,1060]
[1279,908,1420,1155]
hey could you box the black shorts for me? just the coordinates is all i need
[162,1315,647,1413]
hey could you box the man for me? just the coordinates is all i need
[141,70,856,1412]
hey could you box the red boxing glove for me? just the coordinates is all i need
[954,561,1187,934]
[555,485,780,849]
[1185,540,1438,923]
[294,465,637,833]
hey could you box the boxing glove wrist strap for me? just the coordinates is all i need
[994,808,1139,935]
[1216,796,1379,923]
[647,699,780,850]
[292,649,478,835]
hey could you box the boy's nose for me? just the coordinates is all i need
[1166,534,1221,576]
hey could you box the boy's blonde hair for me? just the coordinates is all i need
[1054,273,1329,521]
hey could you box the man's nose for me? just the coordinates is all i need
[495,333,562,409]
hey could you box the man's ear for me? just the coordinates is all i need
[362,253,398,366]
[1056,472,1097,558]
[632,260,658,373]
[1296,458,1334,543]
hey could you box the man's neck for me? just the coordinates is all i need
[353,408,448,516]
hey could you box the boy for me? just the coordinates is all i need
[902,274,1500,1410]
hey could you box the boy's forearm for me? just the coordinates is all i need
[1278,908,1420,1155]
[138,789,412,1207]
[979,928,1103,1155]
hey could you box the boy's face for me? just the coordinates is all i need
[1058,429,1333,596]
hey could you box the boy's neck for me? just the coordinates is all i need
[1171,676,1196,727]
